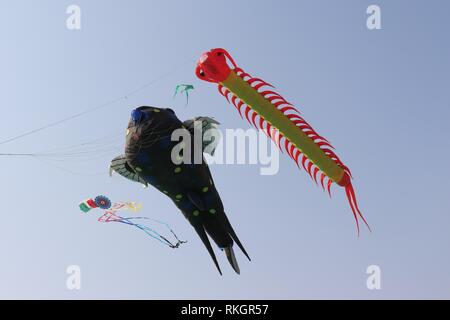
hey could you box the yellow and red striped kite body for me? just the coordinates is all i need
[196,48,370,234]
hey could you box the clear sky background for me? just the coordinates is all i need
[0,0,449,299]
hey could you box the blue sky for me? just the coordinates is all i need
[0,0,449,299]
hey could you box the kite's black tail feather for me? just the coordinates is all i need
[194,224,222,275]
[222,214,251,262]
[224,245,240,274]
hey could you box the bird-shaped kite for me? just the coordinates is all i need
[110,106,249,274]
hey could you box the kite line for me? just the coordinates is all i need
[0,57,193,147]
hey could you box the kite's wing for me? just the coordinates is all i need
[183,117,221,156]
[173,85,182,98]
[174,84,193,96]
[109,155,148,187]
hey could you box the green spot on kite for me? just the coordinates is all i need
[135,167,142,172]
[175,194,183,199]
[202,187,209,193]
[209,209,216,214]
[174,167,182,173]
[193,210,200,216]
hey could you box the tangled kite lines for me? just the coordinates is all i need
[79,195,186,249]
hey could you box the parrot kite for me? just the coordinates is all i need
[110,106,250,275]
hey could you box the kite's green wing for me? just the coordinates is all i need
[109,155,148,187]
[183,117,221,156]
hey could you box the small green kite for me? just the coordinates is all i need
[173,84,194,105]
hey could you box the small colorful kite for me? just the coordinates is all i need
[196,48,370,234]
[173,84,194,105]
[79,195,186,248]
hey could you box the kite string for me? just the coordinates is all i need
[114,217,186,248]
[32,156,108,176]
[0,57,194,146]
[34,132,123,155]
[99,205,186,248]
[117,220,177,247]
[0,129,175,176]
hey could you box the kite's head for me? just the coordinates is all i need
[196,48,236,83]
[129,106,177,125]
[126,106,180,164]
[130,107,151,126]
[128,106,179,133]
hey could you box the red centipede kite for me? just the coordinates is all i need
[196,48,370,234]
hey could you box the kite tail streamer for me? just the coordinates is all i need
[79,195,186,248]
